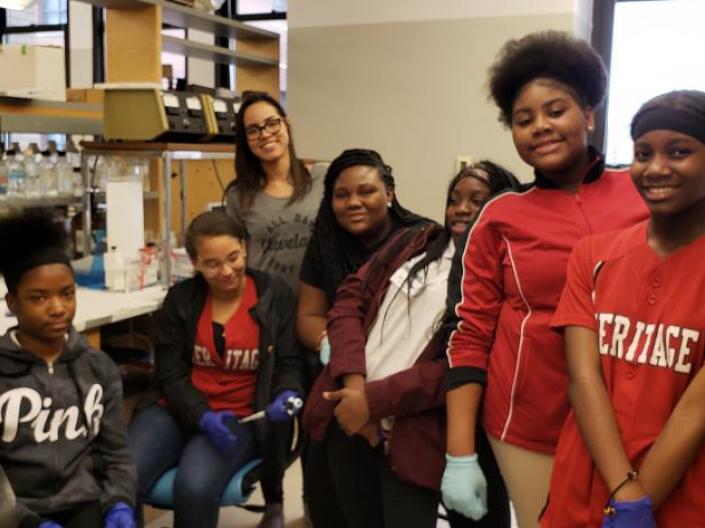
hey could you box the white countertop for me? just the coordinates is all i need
[0,284,167,335]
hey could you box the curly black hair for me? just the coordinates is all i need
[0,208,71,293]
[488,30,607,126]
[305,149,428,304]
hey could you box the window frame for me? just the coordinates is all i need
[591,0,666,156]
[0,1,70,86]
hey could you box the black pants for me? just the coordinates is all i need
[260,420,289,504]
[308,423,510,528]
[446,427,511,528]
[304,438,348,527]
[33,501,103,528]
[326,423,439,528]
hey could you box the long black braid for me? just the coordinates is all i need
[306,149,428,304]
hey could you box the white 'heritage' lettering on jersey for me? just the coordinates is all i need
[192,345,216,367]
[192,345,259,371]
[597,312,699,374]
[0,384,105,443]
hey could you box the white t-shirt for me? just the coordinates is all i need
[365,241,455,383]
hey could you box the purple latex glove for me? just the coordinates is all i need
[199,410,238,452]
[266,390,303,422]
[39,522,62,528]
[104,502,136,528]
[602,496,657,528]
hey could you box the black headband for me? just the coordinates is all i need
[5,247,72,292]
[631,106,705,145]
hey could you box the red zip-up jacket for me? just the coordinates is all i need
[303,224,448,491]
[444,155,648,453]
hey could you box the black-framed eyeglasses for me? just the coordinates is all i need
[245,117,282,140]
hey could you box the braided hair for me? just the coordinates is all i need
[0,208,72,293]
[306,149,427,304]
[405,160,521,295]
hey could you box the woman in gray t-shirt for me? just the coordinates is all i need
[224,93,327,294]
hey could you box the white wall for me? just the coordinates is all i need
[287,0,593,221]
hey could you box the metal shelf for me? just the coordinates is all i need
[162,35,277,66]
[0,195,83,208]
[92,190,159,202]
[73,0,278,40]
[0,97,103,135]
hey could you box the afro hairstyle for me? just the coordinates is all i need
[488,30,607,126]
[0,208,71,293]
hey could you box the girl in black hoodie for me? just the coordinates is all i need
[0,209,136,528]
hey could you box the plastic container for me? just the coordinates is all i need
[56,151,74,196]
[104,246,126,291]
[0,155,7,199]
[39,150,58,197]
[6,149,26,197]
[24,149,40,198]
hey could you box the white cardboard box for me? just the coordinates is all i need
[0,44,66,102]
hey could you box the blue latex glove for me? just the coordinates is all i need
[104,502,137,528]
[441,453,488,521]
[198,410,238,453]
[319,335,331,365]
[39,522,62,528]
[602,496,657,528]
[266,390,303,422]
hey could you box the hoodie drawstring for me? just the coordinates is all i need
[66,361,92,436]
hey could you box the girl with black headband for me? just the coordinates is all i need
[541,90,705,527]
[0,209,136,528]
[297,148,427,526]
[442,31,649,527]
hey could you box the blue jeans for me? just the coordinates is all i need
[128,405,257,528]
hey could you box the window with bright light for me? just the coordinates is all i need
[5,0,67,25]
[236,0,286,16]
[162,28,187,85]
[605,0,705,165]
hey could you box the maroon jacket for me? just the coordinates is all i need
[303,223,447,491]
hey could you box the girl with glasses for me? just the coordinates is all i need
[224,93,328,296]
[127,211,303,528]
[442,31,648,527]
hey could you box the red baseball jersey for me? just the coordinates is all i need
[541,221,705,527]
[446,162,648,452]
[191,276,260,417]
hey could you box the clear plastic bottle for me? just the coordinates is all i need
[93,157,109,192]
[39,150,58,197]
[56,151,74,196]
[0,152,7,200]
[5,149,26,198]
[23,148,40,198]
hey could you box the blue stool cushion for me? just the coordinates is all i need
[146,457,263,509]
